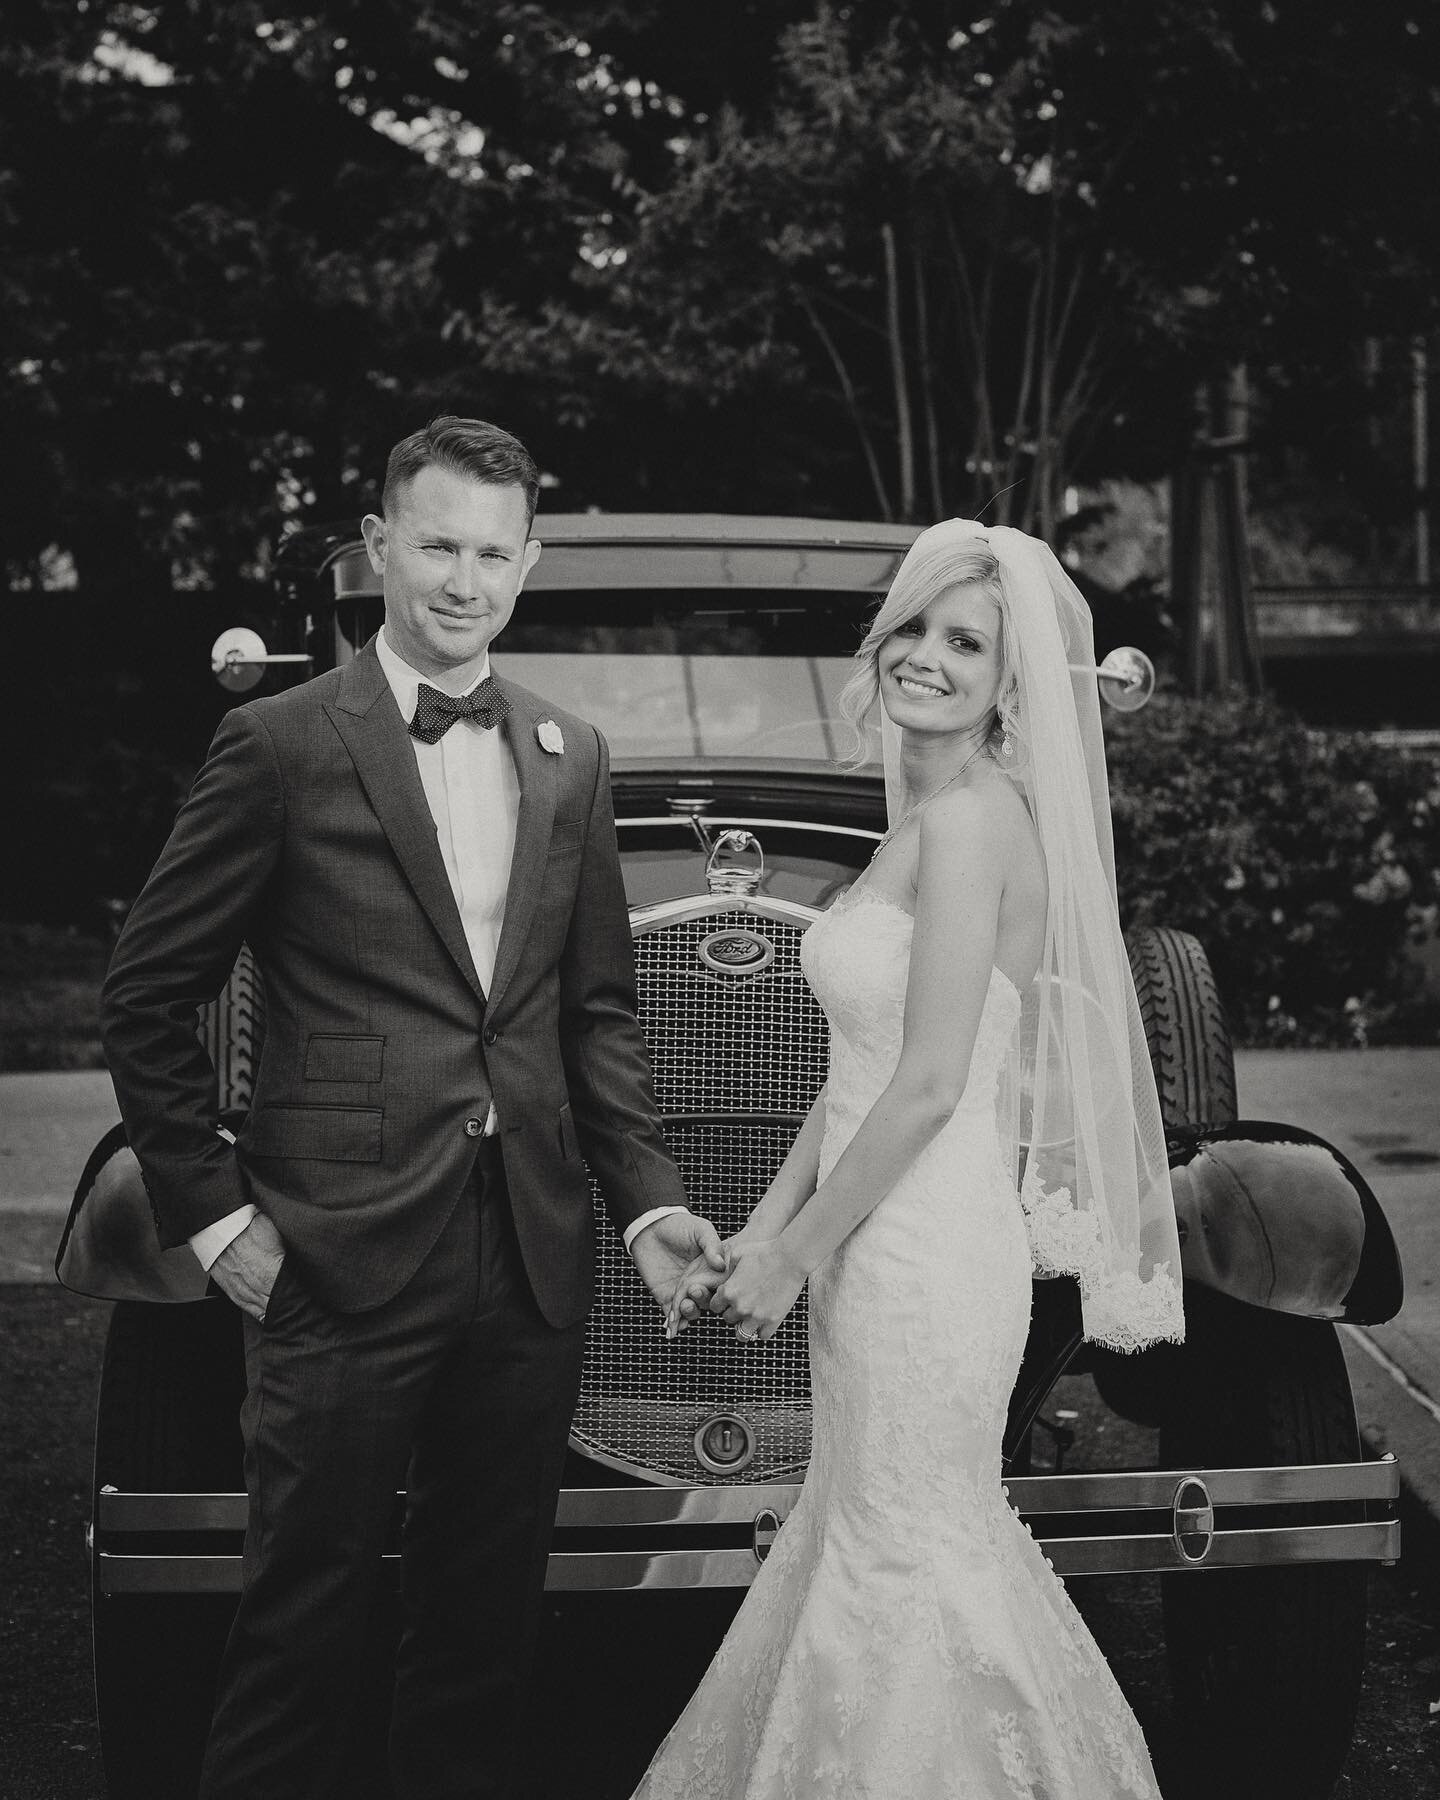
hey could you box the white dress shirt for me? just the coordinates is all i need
[191,628,679,1270]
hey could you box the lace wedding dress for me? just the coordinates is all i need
[632,887,1162,1800]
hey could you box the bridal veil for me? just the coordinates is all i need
[871,519,1185,1352]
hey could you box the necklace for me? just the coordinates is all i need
[870,738,992,863]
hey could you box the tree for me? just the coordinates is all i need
[592,1,1440,528]
[0,1,696,588]
[1,0,1436,570]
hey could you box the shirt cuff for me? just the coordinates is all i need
[623,1205,689,1255]
[189,1204,258,1272]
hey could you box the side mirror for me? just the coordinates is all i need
[1069,646,1156,712]
[211,627,313,693]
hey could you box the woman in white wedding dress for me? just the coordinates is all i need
[637,521,1186,1800]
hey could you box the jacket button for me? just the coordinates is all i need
[483,1027,499,1046]
[463,1117,484,1138]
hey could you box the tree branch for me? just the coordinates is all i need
[911,234,944,517]
[882,221,917,520]
[794,287,895,521]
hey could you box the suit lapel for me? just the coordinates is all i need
[324,642,487,1004]
[487,679,558,1016]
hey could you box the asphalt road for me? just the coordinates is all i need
[4,1286,1439,1800]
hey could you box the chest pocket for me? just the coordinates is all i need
[304,1035,385,1083]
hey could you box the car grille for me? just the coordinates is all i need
[574,906,827,1484]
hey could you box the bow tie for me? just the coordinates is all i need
[408,678,512,744]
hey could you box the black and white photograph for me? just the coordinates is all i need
[3,5,1439,1797]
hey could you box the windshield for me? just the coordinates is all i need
[334,587,885,763]
[498,588,880,762]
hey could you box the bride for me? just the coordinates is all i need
[638,521,1185,1799]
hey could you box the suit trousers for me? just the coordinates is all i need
[198,1141,587,1800]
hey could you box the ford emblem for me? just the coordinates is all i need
[698,929,776,976]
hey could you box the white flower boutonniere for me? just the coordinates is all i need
[537,719,565,755]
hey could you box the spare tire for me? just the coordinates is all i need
[1125,925,1236,1127]
[197,943,265,1112]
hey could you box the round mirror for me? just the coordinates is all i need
[1096,646,1155,713]
[210,627,269,693]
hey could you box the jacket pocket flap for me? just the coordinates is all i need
[305,1034,385,1083]
[246,1106,383,1162]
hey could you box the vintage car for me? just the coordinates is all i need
[59,514,1404,1800]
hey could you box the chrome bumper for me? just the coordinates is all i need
[94,1458,1400,1596]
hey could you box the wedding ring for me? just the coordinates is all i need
[736,1326,758,1342]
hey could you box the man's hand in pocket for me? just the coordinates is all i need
[210,1212,287,1321]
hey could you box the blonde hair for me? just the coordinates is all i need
[838,542,1022,766]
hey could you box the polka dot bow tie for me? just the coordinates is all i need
[408,678,512,744]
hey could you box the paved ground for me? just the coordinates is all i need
[0,1071,119,1283]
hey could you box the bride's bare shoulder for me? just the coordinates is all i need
[923,772,1035,856]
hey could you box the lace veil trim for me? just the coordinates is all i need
[1020,1170,1185,1354]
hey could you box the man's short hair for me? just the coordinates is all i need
[381,417,540,527]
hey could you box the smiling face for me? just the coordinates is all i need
[876,581,1005,747]
[360,462,542,681]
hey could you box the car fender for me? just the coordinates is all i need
[55,1122,210,1304]
[1168,1121,1403,1324]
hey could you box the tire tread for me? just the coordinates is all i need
[1126,925,1237,1127]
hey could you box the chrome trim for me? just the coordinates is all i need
[1041,1520,1400,1579]
[93,1459,1399,1539]
[1001,1458,1400,1514]
[693,1414,759,1476]
[1172,1475,1215,1564]
[753,1508,782,1564]
[627,893,822,933]
[616,815,882,845]
[96,1486,808,1534]
[547,1550,766,1592]
[95,1519,1402,1597]
[557,1485,804,1527]
[100,1555,242,1596]
[100,1492,249,1531]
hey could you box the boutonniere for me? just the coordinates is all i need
[537,719,565,755]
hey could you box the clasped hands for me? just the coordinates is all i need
[664,1233,809,1343]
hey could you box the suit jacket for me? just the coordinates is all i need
[100,639,686,1325]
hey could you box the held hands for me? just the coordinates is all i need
[630,1209,728,1330]
[209,1211,287,1322]
[667,1233,809,1344]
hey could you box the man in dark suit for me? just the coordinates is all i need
[101,416,723,1799]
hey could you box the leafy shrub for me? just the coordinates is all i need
[1106,690,1440,1045]
[3,737,192,932]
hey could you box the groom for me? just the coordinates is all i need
[101,416,722,1799]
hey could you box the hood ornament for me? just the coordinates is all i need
[705,828,764,897]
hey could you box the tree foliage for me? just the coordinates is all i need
[1,0,1436,579]
[606,1,1440,529]
[1107,690,1440,1045]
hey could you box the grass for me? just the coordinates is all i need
[0,920,109,1073]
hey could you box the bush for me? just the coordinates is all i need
[3,736,192,932]
[1106,690,1440,1046]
